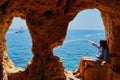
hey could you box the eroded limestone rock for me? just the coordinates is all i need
[0,0,120,80]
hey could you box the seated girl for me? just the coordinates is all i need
[73,39,109,78]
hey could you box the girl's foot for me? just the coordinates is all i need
[74,73,83,78]
[72,71,78,75]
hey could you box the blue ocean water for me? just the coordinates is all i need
[6,29,33,68]
[6,29,105,70]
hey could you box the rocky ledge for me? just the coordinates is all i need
[0,0,120,80]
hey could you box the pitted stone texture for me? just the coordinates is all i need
[0,0,120,80]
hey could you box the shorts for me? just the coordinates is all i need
[94,60,100,66]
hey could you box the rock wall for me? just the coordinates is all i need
[0,0,120,80]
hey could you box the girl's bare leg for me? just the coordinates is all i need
[73,57,97,75]
[79,59,94,75]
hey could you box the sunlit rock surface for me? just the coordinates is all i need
[0,0,120,80]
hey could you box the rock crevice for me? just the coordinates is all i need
[0,0,120,80]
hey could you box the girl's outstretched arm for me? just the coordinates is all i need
[86,40,99,48]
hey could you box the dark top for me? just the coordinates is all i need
[91,42,108,61]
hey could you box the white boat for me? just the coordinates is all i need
[15,27,25,33]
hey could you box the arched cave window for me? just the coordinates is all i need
[54,9,106,70]
[6,17,33,68]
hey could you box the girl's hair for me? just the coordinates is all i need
[99,39,108,49]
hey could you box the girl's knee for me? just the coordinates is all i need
[81,57,86,60]
[81,57,88,61]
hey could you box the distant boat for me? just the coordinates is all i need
[15,27,25,33]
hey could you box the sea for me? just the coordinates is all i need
[6,29,105,71]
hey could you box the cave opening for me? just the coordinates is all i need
[54,9,106,70]
[6,17,33,68]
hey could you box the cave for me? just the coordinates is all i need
[0,0,120,80]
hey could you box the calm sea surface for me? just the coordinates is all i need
[6,29,105,70]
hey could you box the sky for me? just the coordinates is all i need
[68,9,104,30]
[9,17,27,29]
[9,9,104,30]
